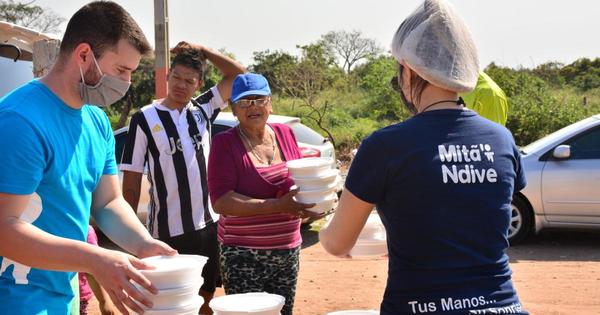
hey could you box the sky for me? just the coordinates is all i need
[34,0,600,69]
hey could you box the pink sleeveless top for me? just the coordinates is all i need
[208,123,302,249]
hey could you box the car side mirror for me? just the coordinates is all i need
[552,145,571,159]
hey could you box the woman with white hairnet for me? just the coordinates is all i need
[320,0,528,314]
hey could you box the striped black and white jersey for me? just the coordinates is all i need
[120,87,225,239]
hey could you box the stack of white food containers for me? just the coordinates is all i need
[286,157,340,215]
[135,255,208,315]
[349,212,388,257]
[209,292,285,315]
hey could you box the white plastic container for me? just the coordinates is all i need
[294,177,338,193]
[349,212,388,257]
[305,194,337,214]
[295,187,336,204]
[291,169,339,190]
[350,238,388,257]
[359,213,387,236]
[136,295,203,315]
[326,311,379,315]
[286,157,333,178]
[140,255,207,290]
[138,282,203,310]
[209,292,285,315]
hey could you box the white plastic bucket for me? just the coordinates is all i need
[291,168,339,190]
[360,213,386,236]
[305,194,337,214]
[349,212,387,257]
[138,282,203,310]
[209,292,285,315]
[286,157,333,178]
[295,187,336,204]
[349,238,388,257]
[140,255,207,290]
[136,295,203,315]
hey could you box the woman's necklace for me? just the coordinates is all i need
[237,126,276,165]
[419,97,466,113]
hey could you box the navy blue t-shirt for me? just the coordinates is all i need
[346,109,527,315]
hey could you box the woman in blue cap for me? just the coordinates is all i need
[320,1,528,314]
[207,73,315,315]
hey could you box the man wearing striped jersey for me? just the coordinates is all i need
[120,41,245,314]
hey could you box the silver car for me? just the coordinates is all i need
[114,111,339,225]
[510,114,600,244]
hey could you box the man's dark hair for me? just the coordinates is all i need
[170,48,206,80]
[59,1,151,57]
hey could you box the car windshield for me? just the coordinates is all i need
[288,122,326,145]
[520,116,599,155]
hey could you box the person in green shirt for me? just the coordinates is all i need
[460,71,508,125]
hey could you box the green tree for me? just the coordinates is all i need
[485,63,592,145]
[353,55,408,121]
[0,0,65,34]
[531,61,565,87]
[272,43,344,146]
[250,50,298,94]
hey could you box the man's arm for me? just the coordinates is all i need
[203,45,246,101]
[0,192,95,272]
[91,174,177,314]
[122,171,143,214]
[92,174,175,258]
[172,41,246,101]
[0,192,159,314]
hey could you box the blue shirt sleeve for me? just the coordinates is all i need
[0,112,46,194]
[344,134,388,204]
[91,106,118,176]
[103,131,118,175]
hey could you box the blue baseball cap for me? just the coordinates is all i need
[230,73,271,103]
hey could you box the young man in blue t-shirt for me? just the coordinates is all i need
[0,2,176,314]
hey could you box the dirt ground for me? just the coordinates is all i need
[90,225,600,315]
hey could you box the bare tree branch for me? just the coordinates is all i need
[0,0,65,34]
[321,30,383,73]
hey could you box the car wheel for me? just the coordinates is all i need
[508,194,533,245]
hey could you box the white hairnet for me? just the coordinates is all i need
[391,0,479,92]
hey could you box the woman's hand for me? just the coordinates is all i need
[275,188,317,218]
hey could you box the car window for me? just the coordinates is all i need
[289,122,325,145]
[114,123,232,162]
[566,127,600,159]
[0,57,33,97]
[114,130,128,163]
[212,123,232,138]
[521,116,598,155]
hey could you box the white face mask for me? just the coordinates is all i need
[79,54,131,107]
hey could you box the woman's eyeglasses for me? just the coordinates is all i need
[234,97,270,109]
[390,63,404,92]
[390,76,401,92]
